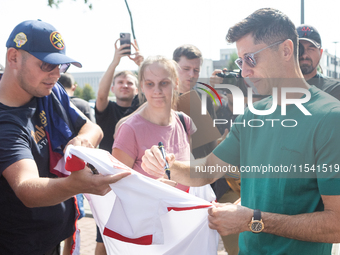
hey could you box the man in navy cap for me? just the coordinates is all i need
[297,25,340,100]
[0,20,130,254]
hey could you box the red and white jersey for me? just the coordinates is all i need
[65,145,218,255]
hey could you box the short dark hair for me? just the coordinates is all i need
[113,70,137,85]
[173,44,203,63]
[227,8,298,59]
[58,73,74,89]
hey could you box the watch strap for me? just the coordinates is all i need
[254,209,261,220]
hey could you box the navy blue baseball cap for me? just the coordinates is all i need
[296,25,322,48]
[6,20,82,68]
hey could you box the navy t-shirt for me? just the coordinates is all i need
[0,98,75,254]
[95,101,130,153]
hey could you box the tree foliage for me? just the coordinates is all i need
[47,0,92,10]
[82,84,96,101]
[74,86,83,98]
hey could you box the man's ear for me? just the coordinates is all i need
[282,39,294,61]
[72,83,77,92]
[7,48,20,69]
[320,48,324,58]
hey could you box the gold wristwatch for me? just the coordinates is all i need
[248,209,264,233]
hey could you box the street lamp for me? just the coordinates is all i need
[333,42,338,79]
[301,0,304,24]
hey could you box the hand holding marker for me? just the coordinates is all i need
[158,142,170,180]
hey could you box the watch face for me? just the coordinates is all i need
[251,221,263,232]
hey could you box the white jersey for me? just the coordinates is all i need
[65,145,218,255]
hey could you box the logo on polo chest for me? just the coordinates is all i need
[50,31,65,50]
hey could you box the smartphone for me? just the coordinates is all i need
[120,33,131,55]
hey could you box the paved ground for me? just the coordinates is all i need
[78,216,97,254]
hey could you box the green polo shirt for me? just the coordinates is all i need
[214,86,340,255]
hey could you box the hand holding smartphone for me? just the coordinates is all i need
[120,33,131,55]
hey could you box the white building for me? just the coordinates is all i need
[70,72,104,95]
[220,48,237,62]
[201,59,214,78]
[320,49,340,79]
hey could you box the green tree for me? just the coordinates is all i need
[82,84,95,101]
[47,0,92,9]
[74,86,83,98]
[227,52,239,72]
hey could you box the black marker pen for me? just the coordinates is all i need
[158,142,170,180]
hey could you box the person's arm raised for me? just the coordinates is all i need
[96,39,143,113]
[96,40,131,112]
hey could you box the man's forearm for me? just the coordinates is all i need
[76,120,103,148]
[96,61,118,112]
[263,210,340,243]
[6,158,129,208]
[170,158,218,187]
[16,176,76,207]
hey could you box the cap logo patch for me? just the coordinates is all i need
[13,32,27,48]
[301,26,311,32]
[50,31,65,50]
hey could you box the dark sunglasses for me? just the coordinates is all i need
[235,40,284,70]
[40,62,70,74]
[0,73,2,80]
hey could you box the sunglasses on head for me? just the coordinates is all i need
[40,62,70,74]
[235,40,284,70]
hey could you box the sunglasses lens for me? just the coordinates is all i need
[0,73,3,80]
[244,55,256,68]
[235,58,243,70]
[41,62,58,72]
[235,55,256,70]
[59,63,70,74]
[41,62,70,73]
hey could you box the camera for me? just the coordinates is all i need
[216,71,267,98]
[216,71,239,79]
[216,71,239,86]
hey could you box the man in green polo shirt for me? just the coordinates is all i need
[141,8,340,255]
